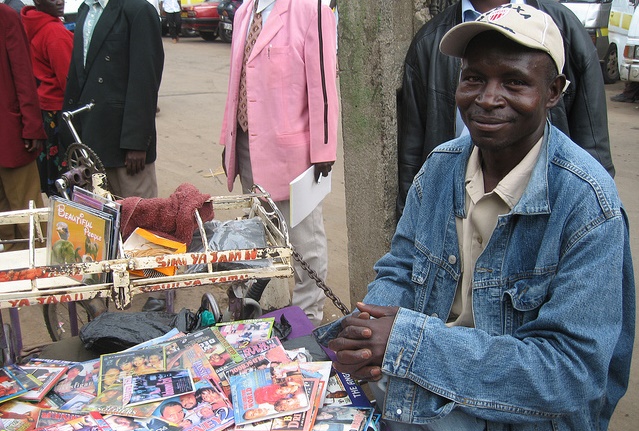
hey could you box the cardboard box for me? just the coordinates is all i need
[123,228,186,277]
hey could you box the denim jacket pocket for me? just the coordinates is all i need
[504,276,552,331]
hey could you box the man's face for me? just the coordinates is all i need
[162,404,185,423]
[35,0,64,17]
[456,33,562,160]
[180,393,197,410]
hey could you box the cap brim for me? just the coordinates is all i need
[440,21,546,59]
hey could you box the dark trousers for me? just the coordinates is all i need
[166,12,181,39]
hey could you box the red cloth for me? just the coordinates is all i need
[20,6,73,110]
[119,183,215,245]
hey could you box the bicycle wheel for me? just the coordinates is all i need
[43,298,107,341]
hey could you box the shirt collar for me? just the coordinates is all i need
[84,0,108,8]
[255,0,275,14]
[465,135,544,210]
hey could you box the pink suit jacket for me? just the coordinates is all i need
[219,0,338,202]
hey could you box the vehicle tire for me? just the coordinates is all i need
[43,298,107,341]
[602,44,620,84]
[181,28,197,38]
[219,26,232,43]
[200,31,218,41]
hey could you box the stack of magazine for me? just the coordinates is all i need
[47,186,121,281]
[0,317,381,431]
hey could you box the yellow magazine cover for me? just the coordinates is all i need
[47,196,112,283]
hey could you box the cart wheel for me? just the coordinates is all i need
[42,298,107,341]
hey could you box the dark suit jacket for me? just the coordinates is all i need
[63,0,164,168]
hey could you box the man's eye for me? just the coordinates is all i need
[506,79,527,86]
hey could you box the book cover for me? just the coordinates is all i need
[230,362,310,426]
[123,370,195,407]
[216,318,275,349]
[323,371,372,408]
[0,368,28,404]
[47,196,113,283]
[3,365,42,391]
[0,400,40,431]
[149,380,234,431]
[36,411,114,431]
[18,366,68,402]
[58,392,95,412]
[311,406,375,431]
[98,346,166,393]
[298,362,331,405]
[36,409,86,428]
[104,414,155,431]
[169,328,242,370]
[52,360,99,401]
[73,186,122,260]
[269,378,323,431]
[84,385,161,418]
[165,344,221,387]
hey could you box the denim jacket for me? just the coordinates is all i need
[315,125,635,430]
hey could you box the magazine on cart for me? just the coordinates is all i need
[270,378,323,431]
[215,317,275,349]
[18,366,68,402]
[123,370,195,407]
[216,337,291,398]
[323,371,372,408]
[36,410,114,431]
[36,409,86,428]
[72,186,121,259]
[3,365,42,391]
[164,341,221,386]
[0,368,28,404]
[0,400,40,431]
[84,384,161,418]
[52,359,99,401]
[98,346,167,393]
[148,379,234,431]
[230,361,310,426]
[47,196,114,283]
[169,327,242,370]
[313,406,375,431]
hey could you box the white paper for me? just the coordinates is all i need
[289,166,332,228]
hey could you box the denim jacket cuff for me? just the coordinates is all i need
[382,307,430,377]
[312,316,347,347]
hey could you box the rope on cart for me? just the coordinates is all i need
[291,248,351,316]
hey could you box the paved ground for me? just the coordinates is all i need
[2,35,637,430]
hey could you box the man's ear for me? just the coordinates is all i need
[546,74,567,109]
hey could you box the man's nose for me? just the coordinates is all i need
[476,81,505,108]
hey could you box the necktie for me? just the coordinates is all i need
[83,0,102,66]
[237,3,263,132]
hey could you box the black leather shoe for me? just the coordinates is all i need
[610,93,637,103]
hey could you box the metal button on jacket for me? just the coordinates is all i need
[98,77,104,83]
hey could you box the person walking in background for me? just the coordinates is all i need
[0,3,46,252]
[395,0,616,218]
[21,0,73,197]
[62,0,164,199]
[161,0,181,43]
[219,0,339,325]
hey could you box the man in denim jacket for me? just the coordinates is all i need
[315,5,635,430]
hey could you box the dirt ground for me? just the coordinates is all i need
[3,36,637,430]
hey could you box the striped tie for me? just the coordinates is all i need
[237,4,263,132]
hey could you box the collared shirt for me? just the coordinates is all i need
[448,137,543,327]
[162,0,180,14]
[249,0,275,29]
[83,0,109,65]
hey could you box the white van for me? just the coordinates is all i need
[608,0,639,80]
[560,0,616,82]
[619,6,639,80]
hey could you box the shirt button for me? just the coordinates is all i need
[448,255,457,264]
[98,77,104,83]
[396,408,402,415]
[105,55,111,61]
[478,236,483,244]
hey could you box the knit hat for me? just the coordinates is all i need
[439,3,565,73]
